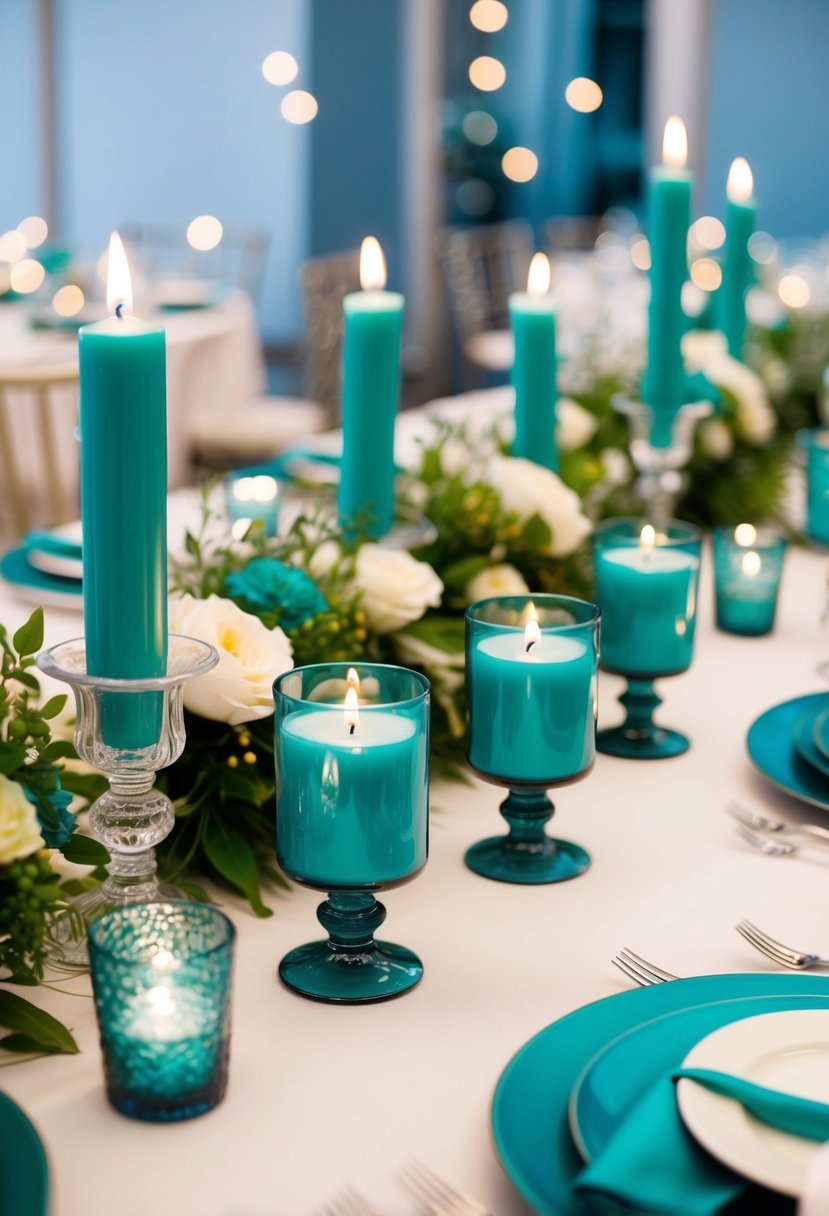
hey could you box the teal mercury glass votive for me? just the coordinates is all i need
[465,595,599,885]
[224,470,281,536]
[797,429,829,546]
[88,902,235,1122]
[274,662,430,1004]
[713,524,787,636]
[593,516,701,760]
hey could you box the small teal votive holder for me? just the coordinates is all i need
[88,902,235,1122]
[798,428,829,546]
[713,524,787,637]
[224,469,281,536]
[274,662,430,1004]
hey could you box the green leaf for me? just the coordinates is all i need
[60,835,109,866]
[0,1033,64,1054]
[176,880,214,904]
[38,694,67,720]
[220,768,265,806]
[39,740,77,762]
[60,771,108,801]
[520,513,553,551]
[185,531,201,559]
[202,814,272,918]
[59,875,103,896]
[12,671,39,691]
[0,743,27,775]
[0,989,79,1054]
[12,609,44,658]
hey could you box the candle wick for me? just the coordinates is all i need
[525,640,536,654]
[115,302,124,319]
[349,722,356,735]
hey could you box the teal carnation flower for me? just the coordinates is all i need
[226,558,327,631]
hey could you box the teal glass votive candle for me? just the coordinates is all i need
[593,517,702,759]
[798,429,829,546]
[274,662,429,1003]
[88,902,235,1122]
[224,470,281,536]
[713,524,787,636]
[464,595,600,885]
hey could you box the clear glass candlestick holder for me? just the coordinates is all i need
[613,395,713,522]
[37,635,219,966]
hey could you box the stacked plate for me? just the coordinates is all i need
[492,973,829,1213]
[0,524,83,609]
[748,693,829,810]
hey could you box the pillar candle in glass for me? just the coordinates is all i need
[275,663,429,1003]
[713,523,786,637]
[465,595,599,885]
[509,251,558,472]
[593,517,701,758]
[798,429,829,546]
[642,116,692,449]
[338,237,404,539]
[718,158,757,360]
[79,232,167,749]
[88,902,235,1122]
[224,471,280,537]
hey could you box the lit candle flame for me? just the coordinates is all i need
[146,985,176,1017]
[360,236,387,290]
[727,157,754,204]
[106,231,133,316]
[527,251,551,296]
[741,550,762,578]
[345,668,360,735]
[662,116,687,170]
[524,601,541,653]
[640,523,657,549]
[734,523,757,547]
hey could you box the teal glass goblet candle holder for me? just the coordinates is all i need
[224,469,281,536]
[88,902,235,1122]
[274,663,430,1004]
[797,429,829,546]
[713,524,787,637]
[465,595,599,885]
[593,516,702,759]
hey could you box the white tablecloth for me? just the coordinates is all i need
[0,292,264,497]
[2,497,829,1215]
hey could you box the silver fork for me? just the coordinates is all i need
[727,800,829,846]
[733,822,797,857]
[398,1160,492,1216]
[736,918,829,971]
[318,1188,381,1216]
[611,947,680,987]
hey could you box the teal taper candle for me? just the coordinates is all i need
[509,252,558,472]
[718,157,757,360]
[338,236,404,538]
[79,233,167,748]
[642,116,692,450]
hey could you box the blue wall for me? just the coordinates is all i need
[54,0,310,339]
[704,0,829,237]
[0,1,43,224]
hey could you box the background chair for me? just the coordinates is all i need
[0,365,79,537]
[121,222,270,303]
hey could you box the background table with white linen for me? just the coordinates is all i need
[2,502,828,1216]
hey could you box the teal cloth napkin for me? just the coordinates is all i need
[22,531,82,561]
[574,1066,829,1214]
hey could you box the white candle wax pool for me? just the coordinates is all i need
[595,545,699,675]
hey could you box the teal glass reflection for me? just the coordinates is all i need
[713,525,787,637]
[464,595,599,885]
[88,902,235,1122]
[798,429,829,546]
[593,517,702,759]
[274,663,429,1003]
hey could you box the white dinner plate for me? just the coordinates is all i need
[677,1009,829,1198]
[25,522,84,579]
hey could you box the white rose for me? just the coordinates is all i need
[557,398,599,453]
[487,455,592,556]
[168,594,293,724]
[466,563,529,604]
[699,419,735,461]
[306,539,342,581]
[682,329,776,447]
[0,774,43,864]
[681,329,729,374]
[352,546,444,634]
[601,447,631,487]
[439,438,474,478]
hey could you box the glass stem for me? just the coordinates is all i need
[317,891,386,954]
[499,789,555,850]
[619,677,662,742]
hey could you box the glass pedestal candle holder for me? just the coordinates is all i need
[593,517,701,759]
[36,635,219,966]
[224,469,281,536]
[797,429,829,546]
[88,902,234,1122]
[713,524,787,636]
[613,395,713,522]
[274,662,430,1004]
[465,595,599,885]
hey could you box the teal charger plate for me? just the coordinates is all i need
[490,973,829,1216]
[747,693,829,811]
[0,1091,49,1216]
[792,700,829,780]
[0,545,82,609]
[812,704,829,764]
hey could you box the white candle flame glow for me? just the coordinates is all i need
[527,251,551,296]
[106,231,133,316]
[727,157,754,203]
[734,523,757,547]
[741,550,762,578]
[524,602,541,653]
[662,116,688,170]
[360,236,387,290]
[146,985,176,1017]
[640,523,657,549]
[345,668,360,734]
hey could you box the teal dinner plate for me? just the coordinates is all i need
[490,973,829,1216]
[0,545,82,610]
[0,1091,49,1216]
[792,701,829,780]
[747,694,829,811]
[812,705,829,764]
